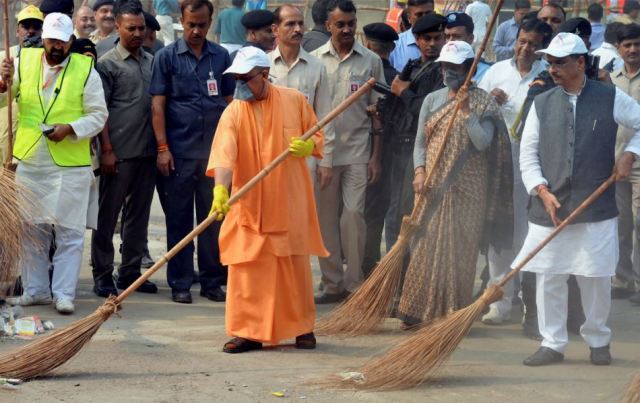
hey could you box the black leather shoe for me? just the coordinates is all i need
[200,286,226,302]
[93,276,118,298]
[172,291,192,304]
[590,345,611,365]
[116,277,158,294]
[314,291,349,304]
[523,347,564,366]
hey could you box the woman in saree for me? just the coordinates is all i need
[395,41,514,327]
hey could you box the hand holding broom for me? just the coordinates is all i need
[315,0,507,337]
[332,173,617,390]
[0,78,377,381]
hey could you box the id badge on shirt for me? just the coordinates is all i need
[348,73,364,95]
[207,78,219,96]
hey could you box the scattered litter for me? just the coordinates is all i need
[242,384,248,388]
[0,378,21,390]
[271,390,289,398]
[0,304,54,339]
[338,372,366,383]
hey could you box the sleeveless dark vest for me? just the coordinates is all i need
[528,79,618,227]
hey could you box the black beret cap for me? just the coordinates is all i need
[39,0,74,15]
[71,38,97,60]
[559,17,592,37]
[445,12,474,32]
[363,22,399,42]
[412,13,447,35]
[143,11,161,31]
[93,0,116,12]
[241,9,275,29]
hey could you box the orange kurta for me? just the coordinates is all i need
[207,84,328,344]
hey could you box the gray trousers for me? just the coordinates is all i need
[91,157,156,283]
[615,166,640,290]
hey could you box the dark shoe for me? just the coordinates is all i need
[295,332,316,349]
[141,252,155,269]
[93,276,118,298]
[629,291,640,305]
[172,291,192,304]
[116,276,158,294]
[314,291,348,304]
[223,337,262,353]
[200,286,226,302]
[611,287,635,299]
[590,345,611,365]
[523,347,564,366]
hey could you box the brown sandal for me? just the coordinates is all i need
[223,337,263,354]
[295,332,316,349]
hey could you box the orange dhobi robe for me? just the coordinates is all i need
[206,84,329,344]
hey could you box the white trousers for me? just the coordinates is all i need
[22,224,84,300]
[537,273,611,353]
[156,15,175,45]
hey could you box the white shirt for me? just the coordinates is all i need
[592,42,624,71]
[479,58,547,134]
[515,86,640,276]
[465,1,492,44]
[269,46,335,167]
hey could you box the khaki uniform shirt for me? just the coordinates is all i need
[312,40,385,166]
[612,66,640,166]
[0,46,19,165]
[269,46,334,167]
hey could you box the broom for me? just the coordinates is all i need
[2,0,15,171]
[315,0,506,337]
[331,173,617,390]
[623,373,640,403]
[0,77,377,380]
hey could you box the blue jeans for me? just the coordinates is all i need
[157,158,227,293]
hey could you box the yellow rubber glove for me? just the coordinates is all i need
[288,137,315,158]
[209,184,230,221]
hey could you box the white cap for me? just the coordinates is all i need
[42,13,74,42]
[223,46,271,75]
[435,41,475,64]
[535,32,588,58]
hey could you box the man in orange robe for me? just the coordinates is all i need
[206,46,328,353]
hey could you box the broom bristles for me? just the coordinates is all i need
[0,298,119,380]
[315,217,420,336]
[0,168,40,297]
[325,285,504,390]
[623,373,640,403]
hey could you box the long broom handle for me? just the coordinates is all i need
[411,0,505,221]
[2,0,12,168]
[498,173,617,287]
[115,78,377,303]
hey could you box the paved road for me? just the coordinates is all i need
[1,197,638,402]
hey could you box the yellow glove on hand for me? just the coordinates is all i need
[209,184,230,221]
[288,137,315,158]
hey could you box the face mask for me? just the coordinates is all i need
[233,80,256,101]
[443,68,466,91]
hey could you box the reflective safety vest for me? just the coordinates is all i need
[15,48,93,167]
[385,7,403,32]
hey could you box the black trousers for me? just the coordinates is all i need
[91,157,156,283]
[156,158,227,293]
[362,142,393,278]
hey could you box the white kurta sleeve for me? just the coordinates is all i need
[68,67,108,140]
[519,102,548,195]
[613,87,640,157]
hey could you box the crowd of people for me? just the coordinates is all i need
[0,0,639,365]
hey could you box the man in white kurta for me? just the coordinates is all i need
[0,14,107,314]
[517,33,640,366]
